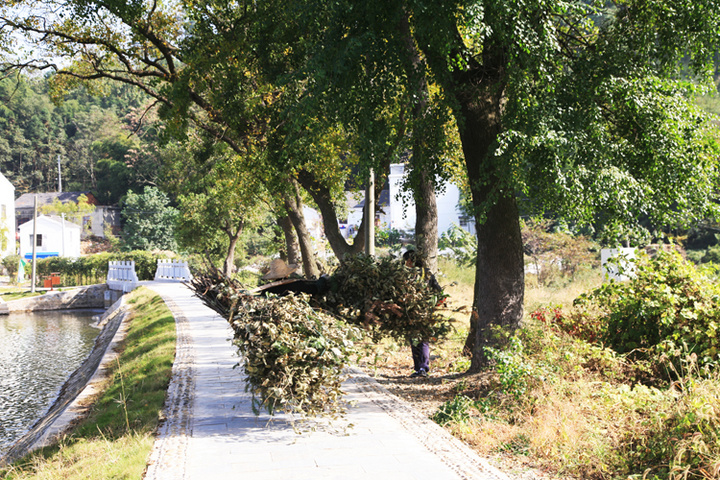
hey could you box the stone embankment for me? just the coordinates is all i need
[2,284,112,313]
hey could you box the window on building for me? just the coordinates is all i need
[30,234,43,247]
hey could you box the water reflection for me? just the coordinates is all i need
[0,310,100,456]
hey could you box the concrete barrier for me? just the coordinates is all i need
[107,261,139,293]
[154,259,192,282]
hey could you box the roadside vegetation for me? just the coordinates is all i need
[364,228,720,480]
[0,287,175,480]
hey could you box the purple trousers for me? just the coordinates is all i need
[411,341,430,372]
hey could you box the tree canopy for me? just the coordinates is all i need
[2,0,719,368]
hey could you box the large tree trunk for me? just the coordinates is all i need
[414,171,439,273]
[400,11,439,273]
[278,215,301,265]
[450,49,525,371]
[283,178,321,278]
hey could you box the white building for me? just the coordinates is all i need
[0,172,16,258]
[18,215,82,259]
[344,163,473,236]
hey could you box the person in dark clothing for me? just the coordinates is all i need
[403,249,442,378]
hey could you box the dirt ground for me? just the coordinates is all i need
[356,345,560,480]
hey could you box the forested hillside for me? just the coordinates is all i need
[0,75,162,205]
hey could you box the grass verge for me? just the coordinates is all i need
[0,286,176,480]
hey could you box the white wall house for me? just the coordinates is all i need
[18,215,82,259]
[344,163,473,237]
[0,171,16,258]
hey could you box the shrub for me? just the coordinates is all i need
[2,254,20,280]
[700,244,720,264]
[575,250,720,377]
[439,223,477,266]
[484,336,534,401]
[375,226,404,247]
[530,305,604,344]
[33,251,179,286]
[522,218,599,287]
[432,395,475,426]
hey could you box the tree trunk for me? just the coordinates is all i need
[400,11,440,274]
[283,178,320,278]
[449,48,525,371]
[222,219,244,276]
[278,215,301,265]
[414,171,439,273]
[296,169,355,259]
[295,167,387,261]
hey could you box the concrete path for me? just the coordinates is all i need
[142,281,512,480]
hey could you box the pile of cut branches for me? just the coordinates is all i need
[190,267,360,418]
[189,255,451,418]
[321,254,452,344]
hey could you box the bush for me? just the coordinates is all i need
[439,223,477,266]
[575,250,720,377]
[700,244,720,264]
[530,305,604,344]
[2,254,20,280]
[33,251,179,286]
[375,226,404,247]
[522,218,599,287]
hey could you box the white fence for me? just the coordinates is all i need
[154,259,193,282]
[107,261,139,293]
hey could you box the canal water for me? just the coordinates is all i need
[0,310,101,457]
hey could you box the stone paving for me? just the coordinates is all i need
[143,281,512,480]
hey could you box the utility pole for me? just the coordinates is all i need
[364,168,375,256]
[31,195,37,293]
[57,155,62,193]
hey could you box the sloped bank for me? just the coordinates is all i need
[0,287,131,466]
[2,284,110,313]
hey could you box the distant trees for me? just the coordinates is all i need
[0,75,162,202]
[120,186,177,252]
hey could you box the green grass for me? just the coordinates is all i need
[1,287,176,480]
[0,291,43,301]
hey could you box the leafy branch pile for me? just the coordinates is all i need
[190,256,451,417]
[321,254,451,344]
[190,268,360,418]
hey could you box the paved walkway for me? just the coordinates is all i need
[142,281,512,480]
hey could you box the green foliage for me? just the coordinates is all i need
[39,193,96,232]
[700,245,720,265]
[484,336,534,401]
[576,250,720,377]
[432,395,474,426]
[120,187,178,252]
[33,251,175,285]
[374,226,403,247]
[321,254,451,345]
[2,254,20,279]
[438,224,477,267]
